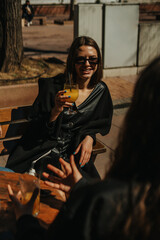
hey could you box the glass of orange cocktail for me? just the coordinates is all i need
[19,175,40,217]
[63,83,79,115]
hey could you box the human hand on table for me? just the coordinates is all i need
[50,90,73,122]
[8,184,39,220]
[74,135,93,167]
[42,155,82,198]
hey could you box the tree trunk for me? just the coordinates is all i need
[0,0,23,72]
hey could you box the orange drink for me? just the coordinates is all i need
[63,83,79,115]
[19,175,40,217]
[21,191,40,216]
[63,88,79,103]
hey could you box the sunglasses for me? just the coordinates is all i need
[75,56,99,65]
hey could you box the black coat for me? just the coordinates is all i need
[22,3,34,18]
[6,74,113,173]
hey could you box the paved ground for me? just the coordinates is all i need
[1,21,138,178]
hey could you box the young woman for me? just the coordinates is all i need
[6,36,113,179]
[8,56,160,240]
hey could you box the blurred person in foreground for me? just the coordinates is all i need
[8,56,160,240]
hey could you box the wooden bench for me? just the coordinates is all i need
[0,105,106,165]
[33,16,47,25]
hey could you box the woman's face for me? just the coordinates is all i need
[75,45,98,83]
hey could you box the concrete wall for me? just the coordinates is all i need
[103,4,139,68]
[74,3,160,76]
[74,4,103,50]
[138,22,160,66]
[74,4,139,68]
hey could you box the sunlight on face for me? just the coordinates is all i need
[75,45,98,83]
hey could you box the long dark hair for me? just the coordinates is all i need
[65,36,103,88]
[107,56,160,183]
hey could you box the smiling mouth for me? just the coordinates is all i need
[81,68,92,73]
[82,71,91,75]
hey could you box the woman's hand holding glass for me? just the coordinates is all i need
[63,84,79,115]
[42,155,82,199]
[50,90,74,121]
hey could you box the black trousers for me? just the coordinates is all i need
[23,13,33,23]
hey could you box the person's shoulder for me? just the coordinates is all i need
[86,179,148,204]
[95,81,109,93]
[71,178,129,204]
[85,178,129,198]
[96,81,111,99]
[99,80,110,91]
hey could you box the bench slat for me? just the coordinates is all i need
[0,122,28,139]
[0,106,31,123]
[0,138,20,155]
[0,108,17,122]
[93,140,106,155]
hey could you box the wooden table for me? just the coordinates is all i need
[0,171,64,233]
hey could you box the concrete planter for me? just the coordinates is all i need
[74,3,139,77]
